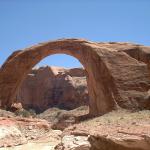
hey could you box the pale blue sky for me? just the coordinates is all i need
[0,0,150,68]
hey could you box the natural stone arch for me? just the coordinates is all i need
[0,39,150,116]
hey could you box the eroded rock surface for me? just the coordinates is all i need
[64,109,150,150]
[1,39,150,115]
[0,115,58,149]
[0,108,150,150]
[16,66,88,112]
[0,125,27,148]
[55,135,91,150]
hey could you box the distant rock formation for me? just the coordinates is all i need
[16,66,89,112]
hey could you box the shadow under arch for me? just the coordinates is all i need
[0,39,118,116]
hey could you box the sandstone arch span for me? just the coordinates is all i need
[0,39,150,116]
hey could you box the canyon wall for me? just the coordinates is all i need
[16,66,88,112]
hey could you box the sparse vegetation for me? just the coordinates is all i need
[15,109,37,118]
[76,108,150,128]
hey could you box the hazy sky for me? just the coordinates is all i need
[0,0,150,68]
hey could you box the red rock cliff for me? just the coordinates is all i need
[16,66,88,112]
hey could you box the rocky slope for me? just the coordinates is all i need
[0,108,150,150]
[16,66,89,112]
[63,109,150,150]
[0,112,62,149]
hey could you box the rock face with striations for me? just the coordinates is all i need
[16,66,88,112]
[1,39,150,115]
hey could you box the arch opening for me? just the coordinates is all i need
[15,54,89,114]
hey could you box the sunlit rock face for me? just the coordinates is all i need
[1,39,150,116]
[16,66,89,112]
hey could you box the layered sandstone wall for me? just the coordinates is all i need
[16,66,88,112]
[1,39,150,115]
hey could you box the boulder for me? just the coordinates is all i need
[55,135,90,150]
[0,125,27,147]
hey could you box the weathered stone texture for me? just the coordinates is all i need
[16,66,88,112]
[0,39,150,116]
